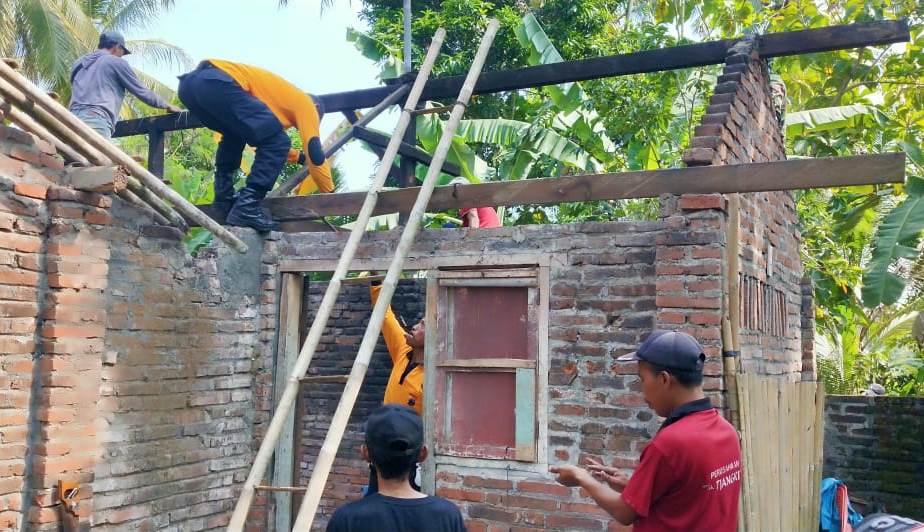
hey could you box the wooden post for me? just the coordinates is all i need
[290,19,499,531]
[147,130,166,179]
[272,274,303,532]
[0,60,249,253]
[225,28,447,532]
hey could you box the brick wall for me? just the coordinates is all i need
[292,279,426,526]
[0,124,269,530]
[680,38,805,379]
[824,396,924,519]
[279,222,661,531]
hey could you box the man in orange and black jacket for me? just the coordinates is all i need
[177,59,334,232]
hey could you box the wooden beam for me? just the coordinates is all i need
[147,130,166,179]
[112,19,909,137]
[352,126,462,177]
[66,165,128,193]
[241,153,904,223]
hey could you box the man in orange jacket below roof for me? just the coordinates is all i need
[177,59,334,232]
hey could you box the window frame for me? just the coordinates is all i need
[422,263,550,489]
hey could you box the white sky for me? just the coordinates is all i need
[126,0,397,191]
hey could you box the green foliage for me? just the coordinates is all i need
[1,0,190,104]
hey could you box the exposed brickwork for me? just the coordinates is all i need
[677,38,805,380]
[292,280,426,526]
[0,123,267,531]
[824,396,924,519]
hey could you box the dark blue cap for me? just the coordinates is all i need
[99,30,130,54]
[365,404,422,458]
[617,330,705,371]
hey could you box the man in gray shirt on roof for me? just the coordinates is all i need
[69,30,181,139]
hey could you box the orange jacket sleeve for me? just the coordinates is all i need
[370,285,411,364]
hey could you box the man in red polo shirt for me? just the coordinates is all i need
[550,330,741,531]
[449,177,502,228]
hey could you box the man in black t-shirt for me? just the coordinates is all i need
[326,405,466,532]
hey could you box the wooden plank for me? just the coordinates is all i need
[256,154,905,222]
[352,126,462,177]
[147,130,166,179]
[112,20,908,137]
[256,485,307,493]
[299,375,349,384]
[437,358,536,369]
[438,278,538,288]
[514,367,536,462]
[737,374,753,531]
[421,274,439,494]
[811,383,826,530]
[272,273,303,532]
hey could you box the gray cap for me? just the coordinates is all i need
[99,30,130,54]
[617,330,706,371]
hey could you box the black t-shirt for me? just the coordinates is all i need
[326,494,466,532]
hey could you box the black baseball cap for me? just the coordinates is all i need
[617,330,705,371]
[99,30,130,54]
[365,404,423,459]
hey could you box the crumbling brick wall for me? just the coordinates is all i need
[680,38,805,379]
[0,123,269,531]
[824,396,924,519]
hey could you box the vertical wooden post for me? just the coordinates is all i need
[147,130,166,179]
[272,274,303,532]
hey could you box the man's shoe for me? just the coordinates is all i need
[226,188,279,233]
[211,194,237,224]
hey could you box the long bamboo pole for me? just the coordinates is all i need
[723,193,742,428]
[291,19,499,531]
[267,83,411,198]
[0,76,186,227]
[0,60,248,253]
[225,28,447,532]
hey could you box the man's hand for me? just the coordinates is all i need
[166,104,182,113]
[550,465,591,488]
[586,458,629,492]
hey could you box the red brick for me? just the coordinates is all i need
[679,194,726,210]
[0,233,42,253]
[692,247,723,259]
[8,145,42,166]
[547,514,606,530]
[13,183,47,199]
[689,312,722,325]
[436,487,485,503]
[516,481,571,497]
[463,476,513,490]
[561,501,611,516]
[84,209,112,225]
[0,268,39,286]
[507,495,558,510]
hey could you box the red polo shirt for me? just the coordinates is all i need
[621,399,741,531]
[459,207,501,228]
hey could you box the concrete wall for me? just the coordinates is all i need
[824,395,924,520]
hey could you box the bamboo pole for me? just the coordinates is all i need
[0,96,86,164]
[723,193,742,430]
[0,76,186,227]
[225,28,447,532]
[267,82,411,198]
[0,60,248,253]
[291,20,499,531]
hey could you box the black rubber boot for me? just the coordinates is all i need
[211,172,237,223]
[226,187,279,233]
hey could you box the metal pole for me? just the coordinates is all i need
[290,19,499,531]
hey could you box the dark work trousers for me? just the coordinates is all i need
[177,63,291,198]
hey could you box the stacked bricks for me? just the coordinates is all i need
[0,126,58,530]
[293,280,426,527]
[677,37,804,379]
[824,396,924,519]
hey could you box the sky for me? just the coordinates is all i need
[126,0,398,191]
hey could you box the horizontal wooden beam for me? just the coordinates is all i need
[352,126,462,177]
[245,153,904,222]
[112,20,908,137]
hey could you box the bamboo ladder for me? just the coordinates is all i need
[227,21,500,531]
[228,24,434,530]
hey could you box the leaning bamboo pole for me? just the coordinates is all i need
[291,19,500,531]
[0,76,186,227]
[225,28,448,532]
[268,83,412,198]
[0,60,248,253]
[722,194,742,425]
